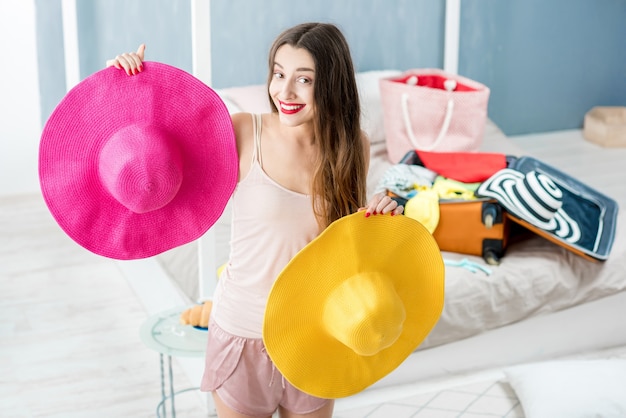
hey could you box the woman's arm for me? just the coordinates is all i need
[230,112,255,182]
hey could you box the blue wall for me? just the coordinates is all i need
[209,0,444,87]
[34,0,66,129]
[459,0,626,135]
[35,0,626,136]
[34,0,194,125]
[76,0,192,78]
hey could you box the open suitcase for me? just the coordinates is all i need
[392,150,515,265]
[390,151,620,263]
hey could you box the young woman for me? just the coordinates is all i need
[108,22,402,418]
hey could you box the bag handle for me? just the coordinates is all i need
[401,77,457,151]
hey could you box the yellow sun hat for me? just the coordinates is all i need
[262,212,445,399]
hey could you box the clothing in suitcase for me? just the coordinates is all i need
[384,150,515,265]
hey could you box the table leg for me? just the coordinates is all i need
[159,353,167,418]
[168,355,176,418]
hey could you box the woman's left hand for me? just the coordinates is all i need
[105,43,146,76]
[360,193,404,217]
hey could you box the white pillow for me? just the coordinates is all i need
[216,93,243,115]
[356,70,402,144]
[504,359,626,418]
[216,84,270,114]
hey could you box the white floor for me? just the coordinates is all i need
[1,129,625,417]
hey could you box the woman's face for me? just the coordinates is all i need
[269,44,316,128]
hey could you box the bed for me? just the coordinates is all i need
[154,70,626,391]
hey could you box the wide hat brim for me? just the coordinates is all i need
[476,168,582,242]
[39,62,238,260]
[263,212,445,398]
[475,162,619,260]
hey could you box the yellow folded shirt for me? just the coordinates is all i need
[432,176,480,201]
[404,189,440,234]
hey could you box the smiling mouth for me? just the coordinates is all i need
[280,101,305,114]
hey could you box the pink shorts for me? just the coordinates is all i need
[200,320,331,416]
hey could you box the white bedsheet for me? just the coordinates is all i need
[158,126,626,353]
[155,75,626,353]
[366,127,626,352]
[421,212,626,350]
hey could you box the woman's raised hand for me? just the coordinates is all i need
[105,44,146,76]
[360,192,404,218]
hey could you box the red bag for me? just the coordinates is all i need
[380,69,491,162]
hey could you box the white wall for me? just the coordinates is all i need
[0,0,42,197]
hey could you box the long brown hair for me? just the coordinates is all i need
[267,22,367,229]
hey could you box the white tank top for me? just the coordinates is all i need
[211,114,320,338]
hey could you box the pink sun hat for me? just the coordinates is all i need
[39,62,238,260]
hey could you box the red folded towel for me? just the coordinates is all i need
[416,150,508,183]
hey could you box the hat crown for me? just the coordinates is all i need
[512,171,563,223]
[322,272,406,357]
[98,124,183,214]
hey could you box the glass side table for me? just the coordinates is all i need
[139,307,209,418]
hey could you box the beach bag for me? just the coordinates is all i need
[380,68,491,162]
